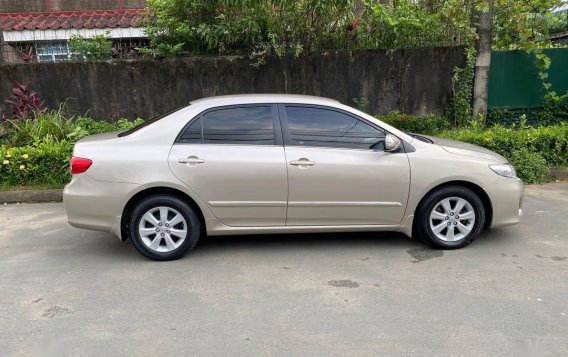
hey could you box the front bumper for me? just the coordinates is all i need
[487,177,524,228]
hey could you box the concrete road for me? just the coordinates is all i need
[1,184,567,356]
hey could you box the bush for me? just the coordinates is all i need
[0,110,144,188]
[377,111,452,135]
[507,148,549,184]
[439,123,568,183]
[1,109,144,147]
[0,139,73,188]
[439,124,568,167]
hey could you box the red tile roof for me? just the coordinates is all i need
[0,10,147,31]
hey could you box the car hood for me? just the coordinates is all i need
[420,135,507,163]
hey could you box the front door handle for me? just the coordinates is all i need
[290,158,316,167]
[178,156,205,165]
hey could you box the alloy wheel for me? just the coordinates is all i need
[138,206,188,253]
[429,197,476,242]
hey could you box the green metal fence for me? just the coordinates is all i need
[488,48,568,109]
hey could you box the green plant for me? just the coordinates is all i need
[507,148,549,184]
[1,106,144,147]
[447,46,475,126]
[377,111,452,135]
[352,97,370,113]
[0,138,73,188]
[6,108,73,146]
[4,82,46,120]
[0,111,145,188]
[69,32,113,61]
[439,123,568,182]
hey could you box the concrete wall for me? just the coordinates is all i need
[0,47,465,120]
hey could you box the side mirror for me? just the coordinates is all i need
[384,134,402,152]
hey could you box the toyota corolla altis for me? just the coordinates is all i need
[64,95,523,260]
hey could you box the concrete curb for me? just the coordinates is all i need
[0,189,63,204]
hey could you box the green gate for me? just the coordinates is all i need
[488,48,568,109]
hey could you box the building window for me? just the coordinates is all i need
[35,42,70,62]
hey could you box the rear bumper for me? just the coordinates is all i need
[63,173,140,239]
[487,177,524,228]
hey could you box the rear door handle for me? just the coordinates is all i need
[178,156,205,165]
[290,158,316,166]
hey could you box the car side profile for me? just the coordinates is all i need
[63,94,524,261]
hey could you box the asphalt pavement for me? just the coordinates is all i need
[0,184,567,356]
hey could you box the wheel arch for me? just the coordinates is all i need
[120,186,206,241]
[414,180,493,231]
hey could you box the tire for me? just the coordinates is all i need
[414,186,485,249]
[128,195,202,261]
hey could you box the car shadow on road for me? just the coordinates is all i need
[194,231,421,255]
[71,226,514,262]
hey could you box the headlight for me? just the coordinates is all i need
[489,164,517,178]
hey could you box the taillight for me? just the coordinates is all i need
[70,157,92,174]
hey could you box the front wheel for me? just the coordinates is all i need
[414,186,485,249]
[128,195,202,261]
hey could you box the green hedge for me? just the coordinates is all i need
[439,124,568,167]
[377,111,452,136]
[0,139,73,188]
[377,111,567,183]
[0,112,143,188]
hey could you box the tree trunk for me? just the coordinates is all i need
[472,0,494,122]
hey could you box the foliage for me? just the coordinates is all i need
[143,0,563,60]
[448,46,476,126]
[143,0,357,60]
[492,0,564,51]
[18,47,35,63]
[0,110,144,188]
[538,93,568,125]
[508,148,549,184]
[69,32,113,61]
[377,111,452,136]
[357,0,471,49]
[1,107,144,147]
[439,123,568,168]
[0,139,73,188]
[352,97,369,113]
[4,82,46,121]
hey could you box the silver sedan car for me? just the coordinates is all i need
[64,95,524,261]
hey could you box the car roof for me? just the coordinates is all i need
[189,94,340,106]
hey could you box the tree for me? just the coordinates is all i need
[472,0,494,121]
[69,32,113,61]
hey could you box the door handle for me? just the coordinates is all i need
[178,156,205,165]
[290,158,316,166]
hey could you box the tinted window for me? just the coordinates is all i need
[285,106,385,150]
[203,106,275,145]
[178,117,202,143]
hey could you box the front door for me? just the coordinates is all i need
[280,105,411,226]
[169,105,287,227]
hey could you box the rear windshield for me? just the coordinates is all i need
[118,105,188,137]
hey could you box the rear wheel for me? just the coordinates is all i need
[415,186,485,249]
[128,195,202,261]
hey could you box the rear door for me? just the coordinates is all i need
[280,105,411,226]
[169,104,288,226]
